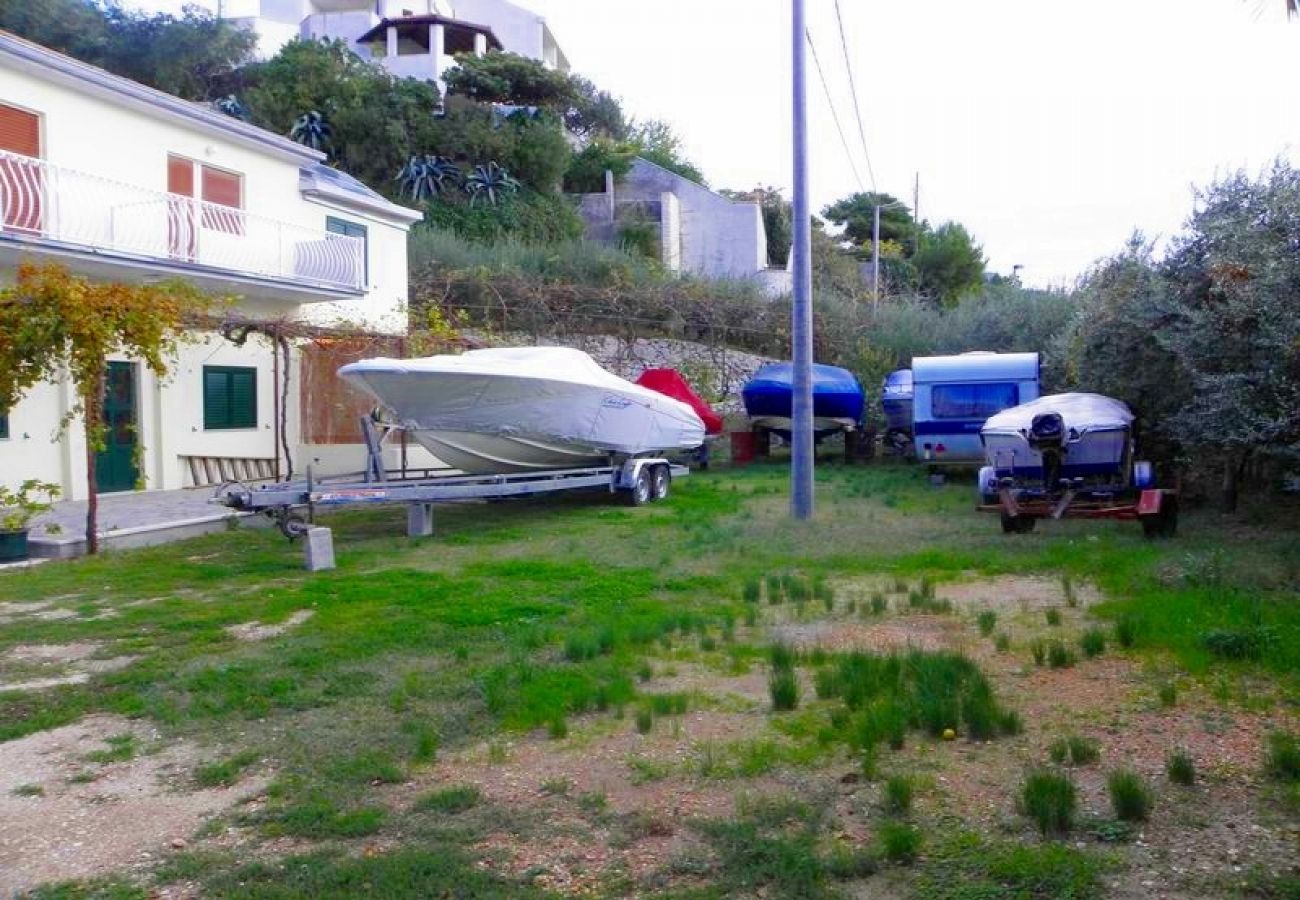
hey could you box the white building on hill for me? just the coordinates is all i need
[0,30,423,501]
[220,0,568,86]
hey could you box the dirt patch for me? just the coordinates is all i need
[0,643,138,692]
[938,573,1101,612]
[0,715,264,896]
[773,617,966,654]
[225,610,315,642]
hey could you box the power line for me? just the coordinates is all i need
[805,27,865,193]
[833,0,878,193]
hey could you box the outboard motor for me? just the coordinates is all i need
[1028,412,1067,488]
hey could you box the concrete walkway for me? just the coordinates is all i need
[27,488,260,558]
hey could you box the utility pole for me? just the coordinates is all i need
[790,0,814,521]
[913,172,920,254]
[872,203,882,308]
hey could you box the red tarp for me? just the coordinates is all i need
[636,368,724,436]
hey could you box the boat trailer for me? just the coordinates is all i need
[212,418,687,554]
[978,481,1178,538]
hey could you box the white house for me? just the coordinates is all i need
[221,0,568,87]
[0,30,423,501]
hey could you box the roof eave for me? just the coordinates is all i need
[0,30,322,166]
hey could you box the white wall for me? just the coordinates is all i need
[613,159,768,281]
[452,0,544,58]
[0,61,414,498]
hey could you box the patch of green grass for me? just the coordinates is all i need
[194,749,259,788]
[914,832,1104,900]
[326,750,404,785]
[1021,769,1078,836]
[876,822,922,864]
[994,632,1011,653]
[635,708,654,734]
[742,578,760,604]
[83,733,136,764]
[1107,769,1154,821]
[547,716,568,740]
[976,610,997,637]
[1062,574,1078,607]
[23,878,148,900]
[1045,608,1062,627]
[11,782,44,797]
[769,669,799,712]
[1080,628,1106,658]
[1030,640,1047,666]
[259,794,387,838]
[414,785,480,814]
[1266,730,1300,781]
[1167,748,1196,785]
[539,777,571,796]
[202,847,548,898]
[1201,627,1277,661]
[883,774,913,815]
[870,592,887,615]
[576,791,607,813]
[691,795,836,899]
[1114,614,1141,649]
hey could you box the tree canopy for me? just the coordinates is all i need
[822,192,915,246]
[0,0,255,100]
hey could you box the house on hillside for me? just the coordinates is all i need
[575,158,791,296]
[221,0,568,86]
[0,30,423,501]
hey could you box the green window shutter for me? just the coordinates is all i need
[326,216,368,284]
[203,366,257,430]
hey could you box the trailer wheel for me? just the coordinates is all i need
[626,467,653,506]
[277,512,311,540]
[1000,511,1036,534]
[1141,494,1179,539]
[651,465,671,501]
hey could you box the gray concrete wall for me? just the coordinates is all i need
[574,158,769,282]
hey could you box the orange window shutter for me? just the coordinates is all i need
[168,155,194,196]
[201,166,242,209]
[0,103,41,157]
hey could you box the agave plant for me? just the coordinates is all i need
[289,111,332,151]
[396,155,462,202]
[213,95,250,121]
[465,162,520,207]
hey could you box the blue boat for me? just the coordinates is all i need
[742,362,865,436]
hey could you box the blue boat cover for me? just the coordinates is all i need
[742,362,865,423]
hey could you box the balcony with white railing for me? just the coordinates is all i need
[0,149,364,295]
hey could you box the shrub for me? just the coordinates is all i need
[770,643,797,671]
[1266,731,1300,781]
[824,845,879,880]
[769,670,800,712]
[1080,628,1106,658]
[1158,681,1177,707]
[1045,608,1062,627]
[977,611,997,637]
[995,633,1011,653]
[1047,641,1075,669]
[870,592,887,615]
[1201,627,1277,661]
[1107,769,1153,821]
[876,822,922,863]
[635,709,653,734]
[1049,735,1100,766]
[1114,615,1140,648]
[884,775,913,815]
[999,710,1024,736]
[1031,640,1047,666]
[1022,769,1078,836]
[742,579,761,603]
[1167,749,1195,785]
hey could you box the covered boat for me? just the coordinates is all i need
[980,392,1134,488]
[635,369,724,436]
[339,347,706,475]
[741,362,865,435]
[881,368,913,451]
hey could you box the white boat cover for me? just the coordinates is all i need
[339,347,705,456]
[981,392,1133,437]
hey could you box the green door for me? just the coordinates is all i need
[95,361,138,493]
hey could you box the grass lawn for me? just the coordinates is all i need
[1,462,1297,899]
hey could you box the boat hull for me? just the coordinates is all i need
[339,349,706,475]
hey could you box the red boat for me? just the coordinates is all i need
[635,369,724,436]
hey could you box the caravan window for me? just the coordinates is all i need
[931,383,1019,419]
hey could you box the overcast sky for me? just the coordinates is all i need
[131,0,1298,287]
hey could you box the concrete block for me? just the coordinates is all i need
[407,503,434,538]
[304,527,335,572]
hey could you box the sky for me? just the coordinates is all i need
[130,0,1299,288]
